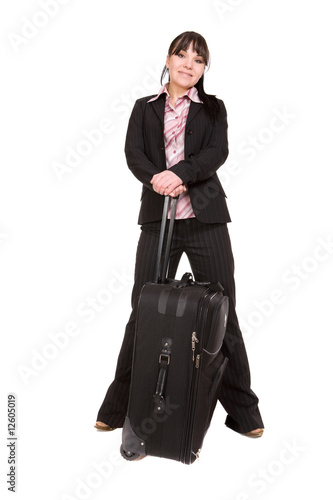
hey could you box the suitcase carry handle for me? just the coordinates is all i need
[153,337,173,415]
[176,272,225,292]
[153,195,178,284]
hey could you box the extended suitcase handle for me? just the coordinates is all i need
[153,196,178,284]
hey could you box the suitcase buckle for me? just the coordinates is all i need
[159,354,170,365]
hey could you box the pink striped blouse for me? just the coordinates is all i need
[148,83,203,219]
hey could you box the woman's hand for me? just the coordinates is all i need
[168,184,187,197]
[151,171,183,196]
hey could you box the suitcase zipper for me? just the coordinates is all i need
[191,332,199,361]
[191,288,216,365]
[182,290,213,463]
[183,355,201,463]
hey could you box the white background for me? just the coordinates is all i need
[1,0,332,499]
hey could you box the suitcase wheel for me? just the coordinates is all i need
[120,444,142,461]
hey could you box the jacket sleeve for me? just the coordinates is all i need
[124,99,160,190]
[168,100,229,185]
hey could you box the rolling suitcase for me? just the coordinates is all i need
[121,196,229,464]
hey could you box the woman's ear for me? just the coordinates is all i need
[166,54,170,69]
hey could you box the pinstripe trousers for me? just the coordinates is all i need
[96,218,264,434]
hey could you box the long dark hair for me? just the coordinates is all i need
[160,31,221,123]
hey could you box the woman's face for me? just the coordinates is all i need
[166,42,205,92]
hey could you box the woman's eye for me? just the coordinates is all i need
[177,53,185,58]
[195,59,204,64]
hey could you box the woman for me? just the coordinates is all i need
[95,31,264,439]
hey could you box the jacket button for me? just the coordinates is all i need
[187,129,193,135]
[188,153,194,159]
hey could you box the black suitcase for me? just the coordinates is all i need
[121,196,229,464]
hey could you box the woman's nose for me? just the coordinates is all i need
[183,58,193,69]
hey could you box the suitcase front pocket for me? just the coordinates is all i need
[208,355,229,404]
[203,296,229,355]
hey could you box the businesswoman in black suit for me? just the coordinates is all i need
[95,31,264,438]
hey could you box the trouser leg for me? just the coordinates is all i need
[96,221,183,428]
[180,219,264,433]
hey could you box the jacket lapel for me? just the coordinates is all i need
[186,101,203,126]
[150,94,166,127]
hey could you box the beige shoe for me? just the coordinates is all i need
[94,421,115,431]
[243,428,264,438]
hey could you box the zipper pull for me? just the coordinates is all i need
[191,332,199,361]
[195,354,200,369]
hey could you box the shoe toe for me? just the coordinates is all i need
[94,422,115,431]
[243,428,264,438]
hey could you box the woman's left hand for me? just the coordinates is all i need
[168,184,187,197]
[151,171,183,196]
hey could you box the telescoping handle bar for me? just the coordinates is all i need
[153,195,178,284]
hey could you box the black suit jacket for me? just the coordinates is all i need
[124,92,231,225]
